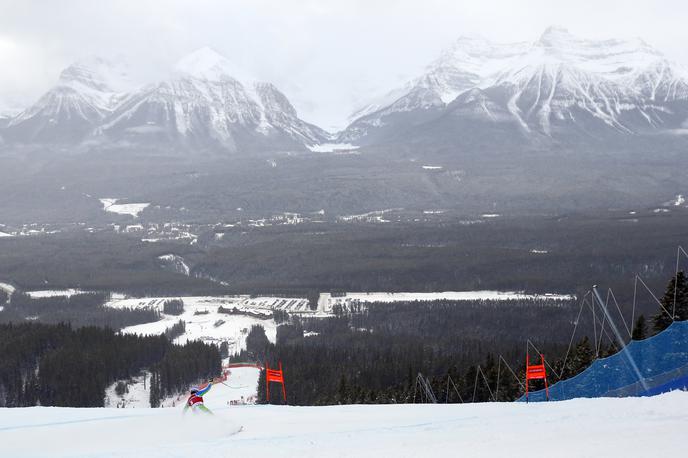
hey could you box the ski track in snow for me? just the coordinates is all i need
[0,391,686,457]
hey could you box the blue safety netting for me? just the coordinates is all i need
[521,320,688,402]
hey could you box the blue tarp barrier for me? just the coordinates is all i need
[520,320,688,402]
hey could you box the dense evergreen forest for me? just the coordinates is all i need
[0,323,221,407]
[200,212,688,299]
[234,272,688,405]
[0,293,160,329]
[1,211,687,300]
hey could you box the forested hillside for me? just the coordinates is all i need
[234,272,688,405]
[0,323,221,407]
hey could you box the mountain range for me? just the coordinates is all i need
[340,27,688,147]
[0,47,328,152]
[3,28,688,154]
[1,28,688,225]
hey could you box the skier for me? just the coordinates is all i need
[183,380,213,415]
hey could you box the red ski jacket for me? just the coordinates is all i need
[187,394,204,407]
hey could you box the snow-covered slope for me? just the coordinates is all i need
[3,57,137,143]
[104,366,261,409]
[343,27,688,144]
[351,36,528,120]
[97,47,328,152]
[1,390,686,457]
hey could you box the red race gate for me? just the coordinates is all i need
[265,361,287,403]
[525,353,549,402]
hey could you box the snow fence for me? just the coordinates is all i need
[522,320,688,402]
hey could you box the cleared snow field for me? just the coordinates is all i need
[318,291,574,313]
[307,142,359,153]
[25,288,91,298]
[1,391,686,457]
[99,198,150,217]
[106,296,278,353]
[0,282,16,295]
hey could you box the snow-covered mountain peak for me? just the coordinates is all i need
[344,28,688,143]
[174,47,248,83]
[535,26,576,48]
[58,56,137,94]
[2,55,141,141]
[348,35,528,117]
[429,35,527,77]
[526,29,664,74]
[2,47,325,149]
[93,46,326,151]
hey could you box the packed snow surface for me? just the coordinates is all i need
[1,391,686,457]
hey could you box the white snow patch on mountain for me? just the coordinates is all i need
[0,282,16,295]
[158,254,191,276]
[100,198,150,217]
[174,46,253,84]
[8,56,140,130]
[307,142,359,153]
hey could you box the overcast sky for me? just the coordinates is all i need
[2,0,688,130]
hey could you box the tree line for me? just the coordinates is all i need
[149,340,221,407]
[0,293,160,329]
[0,322,220,407]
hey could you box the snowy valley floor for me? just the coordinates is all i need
[1,391,687,458]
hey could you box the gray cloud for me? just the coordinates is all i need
[2,0,688,129]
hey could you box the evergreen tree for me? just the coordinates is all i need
[163,299,185,316]
[246,325,270,361]
[336,374,348,404]
[569,336,595,376]
[601,341,619,358]
[256,368,267,404]
[631,314,647,341]
[651,272,688,334]
[220,341,229,359]
[673,271,688,321]
[149,371,160,407]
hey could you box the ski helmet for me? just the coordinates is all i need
[190,386,199,394]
